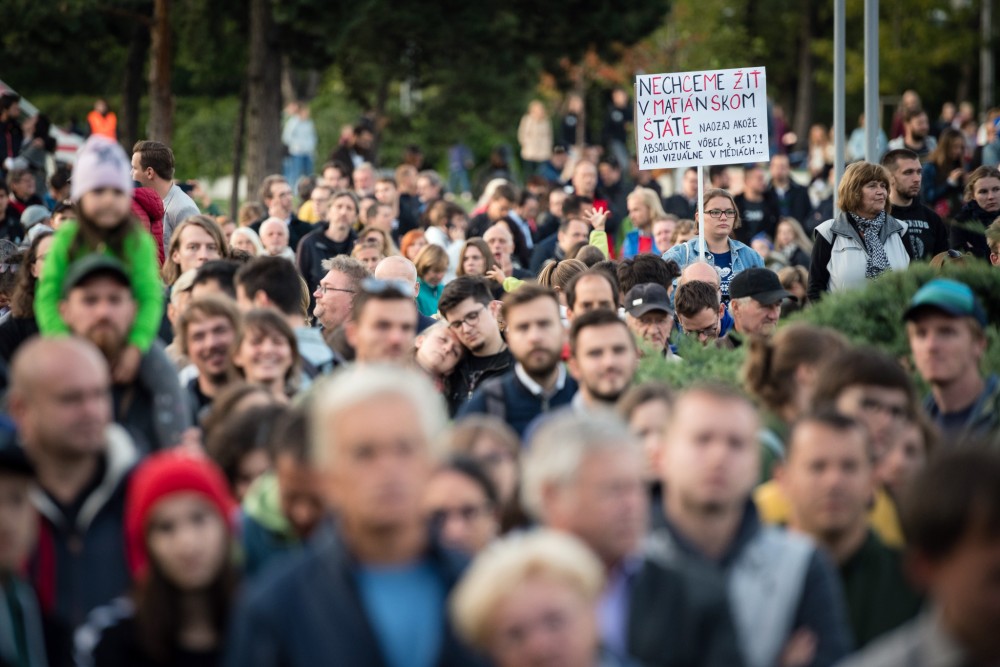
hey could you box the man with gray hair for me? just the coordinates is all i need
[225,365,485,667]
[523,412,744,666]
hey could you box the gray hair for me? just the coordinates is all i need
[521,413,640,519]
[321,255,369,287]
[309,364,448,469]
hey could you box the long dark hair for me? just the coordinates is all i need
[70,200,138,260]
[133,539,239,664]
[10,230,52,318]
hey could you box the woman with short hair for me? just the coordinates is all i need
[807,161,911,301]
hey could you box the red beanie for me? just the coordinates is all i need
[125,450,237,580]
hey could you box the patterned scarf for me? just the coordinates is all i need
[849,210,890,279]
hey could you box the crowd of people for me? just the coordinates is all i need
[0,84,995,667]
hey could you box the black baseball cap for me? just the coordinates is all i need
[729,268,794,305]
[624,283,672,317]
[62,254,131,298]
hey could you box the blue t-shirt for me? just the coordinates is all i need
[355,560,446,667]
[711,251,734,300]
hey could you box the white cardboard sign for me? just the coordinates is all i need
[635,67,770,169]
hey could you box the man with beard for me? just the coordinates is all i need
[657,385,852,667]
[57,256,190,452]
[886,108,937,162]
[881,149,949,261]
[457,285,577,437]
[779,412,922,648]
[568,309,639,412]
[177,295,241,425]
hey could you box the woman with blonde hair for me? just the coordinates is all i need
[808,161,910,300]
[356,225,399,256]
[621,187,668,259]
[772,216,812,269]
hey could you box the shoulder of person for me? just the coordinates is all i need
[74,597,136,666]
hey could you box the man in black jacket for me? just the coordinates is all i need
[767,154,812,225]
[881,148,949,261]
[523,412,744,666]
[734,163,781,244]
[225,365,486,667]
[250,176,315,251]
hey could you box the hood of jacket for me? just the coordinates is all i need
[131,187,164,222]
[242,472,294,536]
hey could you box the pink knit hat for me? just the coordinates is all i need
[70,135,133,202]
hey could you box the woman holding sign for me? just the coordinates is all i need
[660,188,764,302]
[807,161,911,301]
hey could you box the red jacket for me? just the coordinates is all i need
[131,188,165,265]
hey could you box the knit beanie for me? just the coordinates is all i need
[70,135,133,203]
[125,450,237,579]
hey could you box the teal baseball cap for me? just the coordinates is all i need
[903,278,988,327]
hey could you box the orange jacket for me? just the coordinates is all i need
[87,110,117,139]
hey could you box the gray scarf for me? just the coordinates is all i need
[849,210,890,279]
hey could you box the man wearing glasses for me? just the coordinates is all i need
[673,280,733,349]
[312,256,368,333]
[437,277,512,416]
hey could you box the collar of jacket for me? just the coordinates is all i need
[830,211,904,247]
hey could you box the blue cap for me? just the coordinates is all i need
[903,278,988,327]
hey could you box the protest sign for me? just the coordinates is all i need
[634,67,769,169]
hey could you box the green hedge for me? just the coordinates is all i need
[644,262,1000,390]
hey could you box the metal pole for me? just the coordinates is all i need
[833,0,846,215]
[982,0,994,115]
[864,0,880,162]
[697,164,705,261]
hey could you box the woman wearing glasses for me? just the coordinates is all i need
[660,188,764,301]
[807,161,911,301]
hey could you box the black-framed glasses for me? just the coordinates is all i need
[360,277,414,298]
[684,321,720,339]
[706,209,737,219]
[317,284,355,296]
[448,305,486,331]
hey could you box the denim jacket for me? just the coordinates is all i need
[661,237,765,274]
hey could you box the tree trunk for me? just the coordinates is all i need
[791,6,813,151]
[245,0,283,204]
[121,22,149,148]
[231,81,249,219]
[147,0,174,143]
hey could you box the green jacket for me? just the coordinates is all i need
[240,472,301,576]
[35,221,164,351]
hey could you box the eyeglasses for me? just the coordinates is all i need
[684,321,720,339]
[859,397,908,420]
[448,305,486,331]
[706,209,737,219]
[360,277,414,297]
[317,284,355,296]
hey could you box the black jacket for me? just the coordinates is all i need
[951,200,995,259]
[223,527,487,667]
[734,192,782,244]
[663,193,696,220]
[628,538,746,667]
[529,234,565,273]
[768,181,813,226]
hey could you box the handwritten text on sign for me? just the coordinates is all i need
[635,67,769,169]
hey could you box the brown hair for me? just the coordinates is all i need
[670,219,696,245]
[132,140,175,180]
[234,309,301,388]
[700,188,741,230]
[10,230,52,318]
[162,215,229,285]
[500,284,559,322]
[569,308,633,357]
[929,127,965,172]
[778,265,809,292]
[742,323,849,413]
[414,243,449,277]
[177,295,242,357]
[674,280,719,318]
[617,381,674,422]
[537,258,587,294]
[356,225,398,256]
[986,218,1000,254]
[257,175,287,205]
[199,383,278,440]
[812,346,917,417]
[964,165,1000,202]
[837,161,892,216]
[456,238,496,277]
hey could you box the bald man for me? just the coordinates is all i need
[9,338,139,629]
[484,223,533,281]
[373,256,437,332]
[677,262,734,338]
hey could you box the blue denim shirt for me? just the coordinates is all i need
[661,236,765,275]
